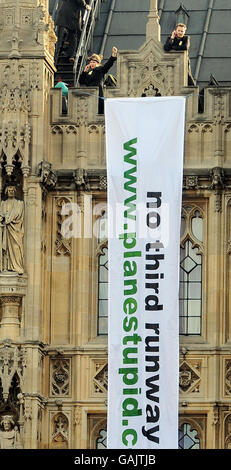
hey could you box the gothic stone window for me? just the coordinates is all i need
[96,428,107,449]
[89,416,107,448]
[178,422,201,449]
[97,210,108,335]
[93,423,201,449]
[97,205,205,336]
[180,205,204,335]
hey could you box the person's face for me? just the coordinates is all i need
[7,187,16,198]
[89,60,99,69]
[2,419,11,431]
[175,26,186,38]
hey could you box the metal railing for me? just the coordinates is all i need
[73,0,102,86]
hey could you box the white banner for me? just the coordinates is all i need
[105,97,186,449]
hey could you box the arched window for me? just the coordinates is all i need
[97,210,108,335]
[96,428,107,449]
[180,206,204,335]
[178,422,201,449]
[89,416,107,449]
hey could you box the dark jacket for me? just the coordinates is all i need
[55,0,87,31]
[79,56,117,113]
[164,34,195,86]
[164,35,190,52]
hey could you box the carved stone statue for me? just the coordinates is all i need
[0,415,23,449]
[0,186,24,274]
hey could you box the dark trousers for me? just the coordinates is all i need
[55,26,80,61]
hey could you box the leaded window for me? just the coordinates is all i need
[97,210,108,335]
[94,423,201,449]
[180,206,204,335]
[178,422,201,449]
[96,428,107,449]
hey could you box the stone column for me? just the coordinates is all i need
[0,296,21,339]
[0,272,27,340]
[146,0,161,42]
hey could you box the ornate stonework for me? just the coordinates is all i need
[93,363,108,394]
[50,358,70,397]
[0,343,27,402]
[179,361,201,394]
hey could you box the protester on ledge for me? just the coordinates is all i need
[55,0,91,63]
[79,46,118,114]
[55,77,69,114]
[164,23,196,86]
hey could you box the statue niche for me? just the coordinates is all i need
[0,185,24,274]
[0,414,23,449]
[0,373,24,449]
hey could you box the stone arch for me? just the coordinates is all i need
[89,416,107,449]
[178,418,203,448]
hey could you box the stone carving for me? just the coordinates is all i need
[183,167,227,212]
[212,89,225,125]
[50,358,70,396]
[0,186,24,273]
[51,125,63,135]
[93,364,108,394]
[74,407,81,426]
[38,161,57,189]
[0,61,31,173]
[76,97,88,127]
[51,413,68,449]
[21,8,33,26]
[55,197,72,256]
[32,5,49,46]
[209,167,224,190]
[0,344,27,402]
[179,361,200,393]
[138,53,168,96]
[212,404,219,426]
[0,415,23,449]
[184,176,199,190]
[128,62,137,96]
[224,414,231,448]
[99,175,107,191]
[8,26,23,59]
[225,360,231,395]
[74,168,90,191]
[210,167,224,213]
[141,83,161,97]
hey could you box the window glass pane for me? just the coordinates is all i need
[192,212,203,241]
[188,244,201,263]
[179,282,187,299]
[188,282,201,299]
[180,216,186,238]
[98,317,108,335]
[98,246,108,335]
[190,265,201,282]
[99,266,108,281]
[188,300,201,315]
[98,300,108,317]
[179,316,187,335]
[179,299,188,314]
[98,214,108,242]
[179,238,202,336]
[178,423,200,449]
[188,316,201,335]
[99,249,108,267]
[99,283,108,299]
[96,429,107,449]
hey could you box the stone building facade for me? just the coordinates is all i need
[0,0,231,449]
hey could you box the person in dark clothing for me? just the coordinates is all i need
[79,46,118,114]
[55,0,91,63]
[164,23,195,86]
